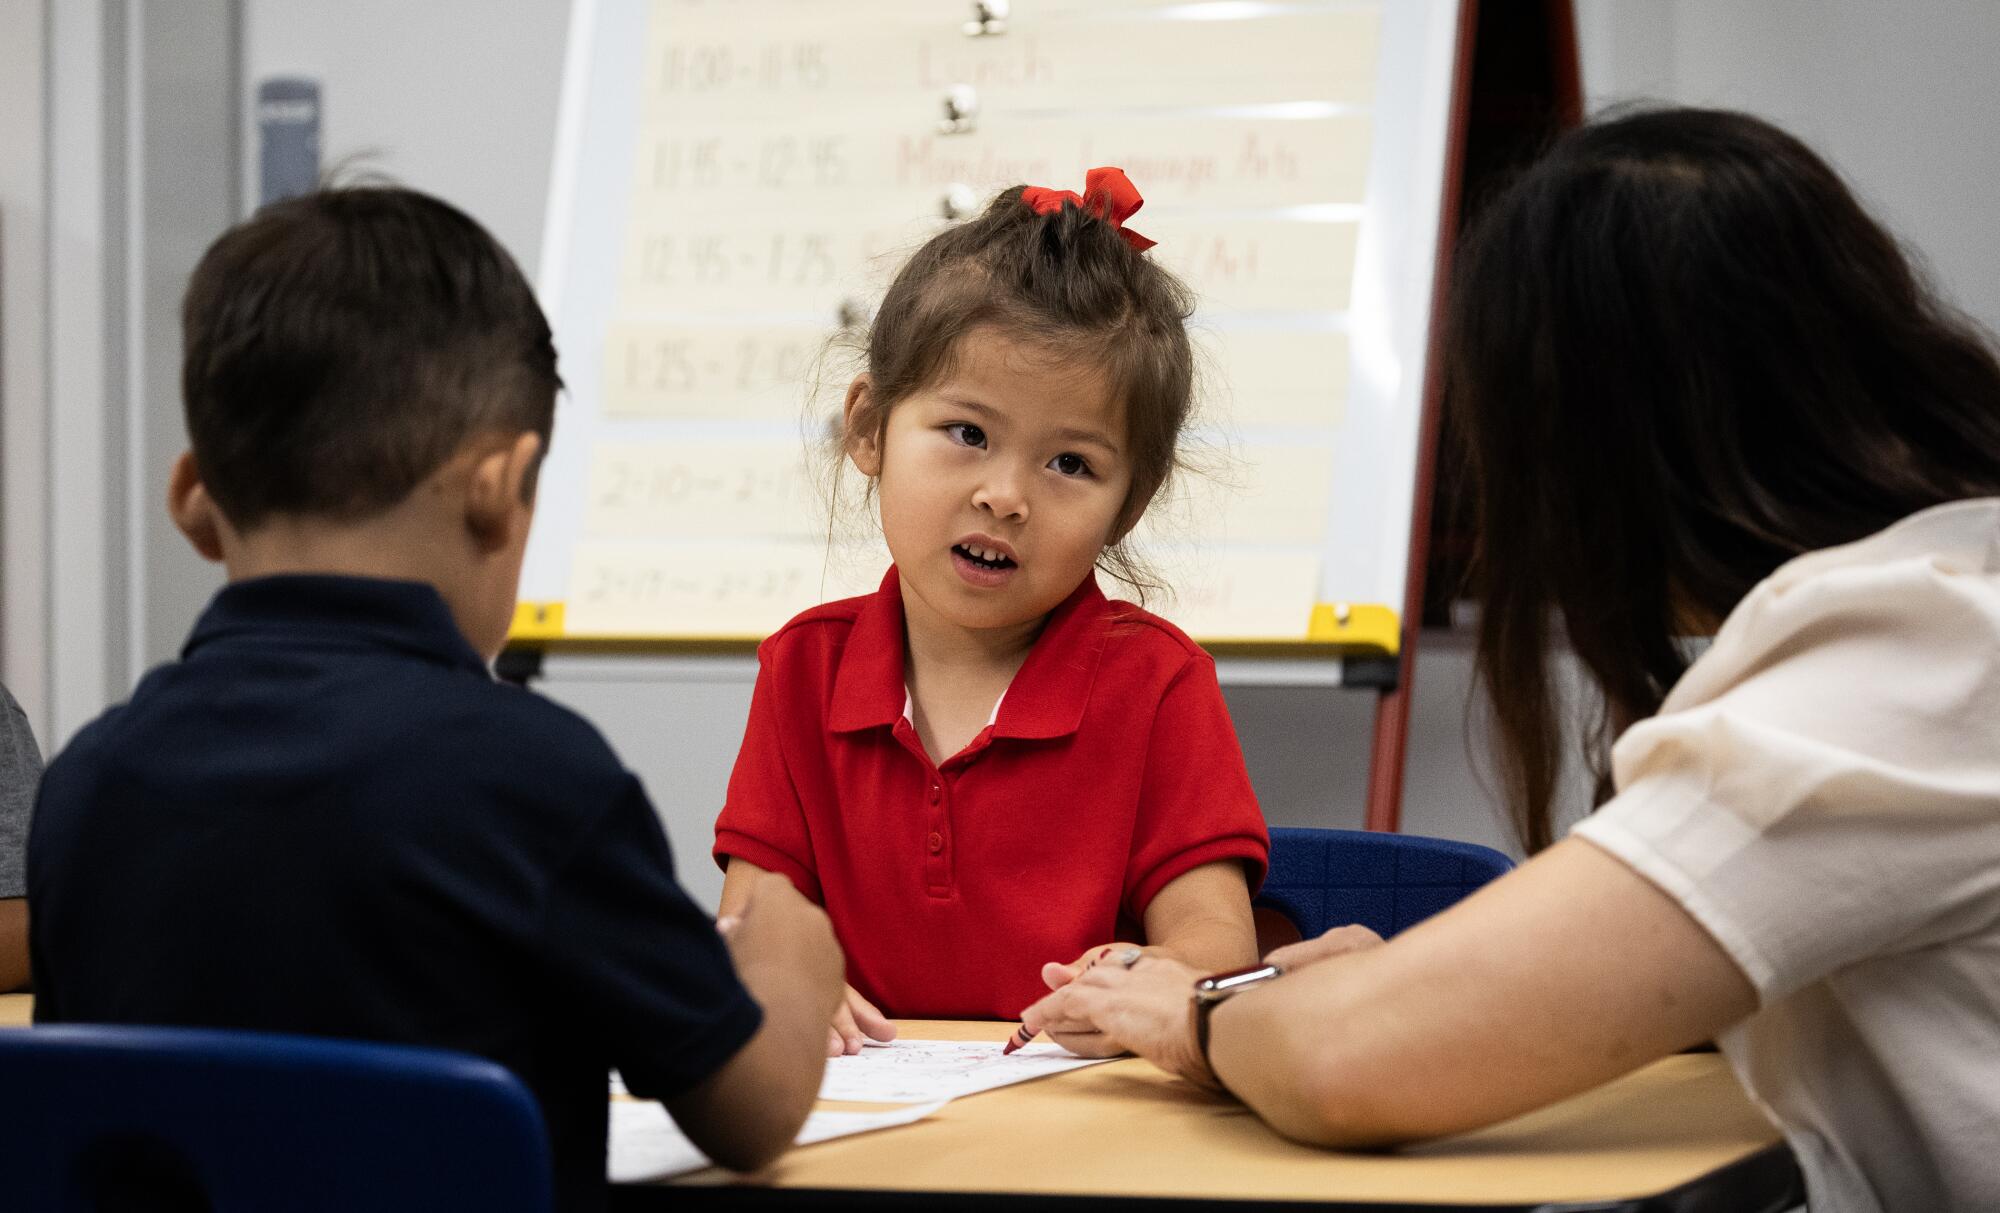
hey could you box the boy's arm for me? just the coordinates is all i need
[665,870,844,1170]
[0,899,26,992]
[721,857,894,1057]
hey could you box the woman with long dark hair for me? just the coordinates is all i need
[1021,108,2000,1211]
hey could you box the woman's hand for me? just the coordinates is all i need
[1019,925,1385,1089]
[1019,953,1221,1087]
[828,983,897,1056]
[1264,924,1383,970]
[1039,942,1155,993]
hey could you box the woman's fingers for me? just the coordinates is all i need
[1043,943,1122,991]
[1045,1026,1122,1058]
[1264,924,1385,970]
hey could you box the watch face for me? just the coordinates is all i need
[1197,963,1284,999]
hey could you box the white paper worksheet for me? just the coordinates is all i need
[608,1098,948,1183]
[817,1039,1112,1103]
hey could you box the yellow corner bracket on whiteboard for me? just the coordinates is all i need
[510,601,566,641]
[1305,602,1400,656]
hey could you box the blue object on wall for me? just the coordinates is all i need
[257,76,321,206]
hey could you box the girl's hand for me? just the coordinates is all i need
[1020,953,1220,1087]
[1264,924,1384,971]
[828,983,897,1056]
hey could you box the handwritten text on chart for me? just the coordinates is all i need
[615,218,1357,316]
[565,540,888,636]
[631,118,1372,212]
[638,7,1382,116]
[605,326,828,420]
[585,441,824,540]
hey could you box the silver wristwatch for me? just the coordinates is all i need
[1191,962,1285,1086]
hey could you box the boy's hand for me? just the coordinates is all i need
[827,984,897,1056]
[671,872,841,1173]
[718,871,844,1017]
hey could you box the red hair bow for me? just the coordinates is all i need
[1020,166,1156,253]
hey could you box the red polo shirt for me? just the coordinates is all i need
[714,567,1269,1019]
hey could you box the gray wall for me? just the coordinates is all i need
[135,1,240,674]
[242,0,569,278]
[0,0,51,727]
[1575,0,2000,337]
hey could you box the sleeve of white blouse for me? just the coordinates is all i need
[1571,543,2000,1004]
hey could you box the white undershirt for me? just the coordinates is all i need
[900,688,1006,729]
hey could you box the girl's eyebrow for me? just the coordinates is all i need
[939,396,1121,454]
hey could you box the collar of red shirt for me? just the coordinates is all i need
[828,566,1112,740]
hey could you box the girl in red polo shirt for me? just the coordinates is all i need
[714,169,1270,1055]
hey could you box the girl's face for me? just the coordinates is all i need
[847,326,1135,640]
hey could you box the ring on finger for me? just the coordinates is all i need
[1114,946,1144,968]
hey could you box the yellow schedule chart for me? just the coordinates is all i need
[517,0,1466,653]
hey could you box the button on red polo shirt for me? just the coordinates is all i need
[714,567,1269,1019]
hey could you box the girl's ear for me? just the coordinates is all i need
[842,374,883,477]
[1108,494,1144,546]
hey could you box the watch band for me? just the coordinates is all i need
[1191,963,1284,1093]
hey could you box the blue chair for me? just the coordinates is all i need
[0,1024,551,1212]
[1255,827,1515,950]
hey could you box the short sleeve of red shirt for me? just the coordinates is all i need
[713,635,822,902]
[1123,650,1269,918]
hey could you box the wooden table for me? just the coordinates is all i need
[1,998,1798,1210]
[622,1020,1801,1212]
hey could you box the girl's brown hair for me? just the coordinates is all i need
[840,185,1197,598]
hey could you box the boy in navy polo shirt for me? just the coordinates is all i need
[27,187,843,1212]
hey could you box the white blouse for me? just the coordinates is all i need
[1573,498,2000,1213]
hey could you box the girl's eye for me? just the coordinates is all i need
[945,423,986,448]
[1050,452,1092,477]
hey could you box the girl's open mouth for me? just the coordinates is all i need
[953,544,1016,570]
[951,543,1018,587]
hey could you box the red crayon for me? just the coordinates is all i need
[1001,946,1118,1053]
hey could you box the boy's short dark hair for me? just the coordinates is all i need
[181,186,561,528]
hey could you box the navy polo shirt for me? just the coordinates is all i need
[28,575,760,1212]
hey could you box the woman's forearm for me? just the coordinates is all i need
[1207,840,1758,1148]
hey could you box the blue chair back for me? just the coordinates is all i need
[1256,827,1515,943]
[0,1024,551,1213]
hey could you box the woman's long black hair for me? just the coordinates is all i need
[1447,107,2000,851]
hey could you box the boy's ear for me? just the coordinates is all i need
[842,375,883,477]
[167,450,227,563]
[465,432,544,551]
